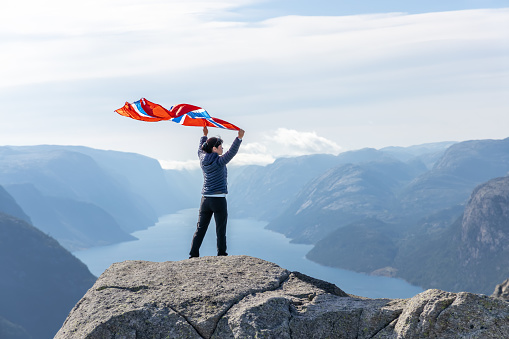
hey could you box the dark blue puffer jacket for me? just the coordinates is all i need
[199,135,242,195]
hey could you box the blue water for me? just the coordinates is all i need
[73,208,423,299]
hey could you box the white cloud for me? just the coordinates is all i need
[3,4,507,89]
[159,128,341,168]
[231,152,276,167]
[0,0,263,86]
[265,128,342,156]
[1,0,258,35]
[0,3,507,165]
[232,128,342,166]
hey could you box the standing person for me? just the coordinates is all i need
[189,126,245,258]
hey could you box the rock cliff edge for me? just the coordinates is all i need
[56,256,509,338]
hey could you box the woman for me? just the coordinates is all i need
[189,126,245,258]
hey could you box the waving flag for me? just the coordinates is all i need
[115,98,240,130]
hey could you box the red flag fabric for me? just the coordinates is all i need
[115,98,239,130]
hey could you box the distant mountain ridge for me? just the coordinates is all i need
[263,138,509,244]
[266,157,423,243]
[0,146,158,230]
[302,138,509,294]
[229,153,343,220]
[398,137,509,217]
[380,141,456,166]
[0,145,182,251]
[228,146,436,222]
[35,146,177,216]
[0,185,30,223]
[6,183,136,250]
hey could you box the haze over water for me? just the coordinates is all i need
[74,208,423,299]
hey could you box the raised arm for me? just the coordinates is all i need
[198,126,208,156]
[218,129,245,166]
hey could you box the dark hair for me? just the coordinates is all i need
[202,137,223,153]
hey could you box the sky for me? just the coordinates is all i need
[1,0,508,169]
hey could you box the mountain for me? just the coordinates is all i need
[55,256,509,339]
[380,141,457,167]
[228,153,343,220]
[266,137,509,243]
[306,218,399,272]
[265,157,423,243]
[0,212,96,339]
[0,145,190,249]
[306,204,464,278]
[0,146,158,233]
[6,183,136,251]
[262,137,509,293]
[228,147,437,221]
[309,176,509,294]
[492,278,509,301]
[35,146,179,216]
[227,142,453,243]
[399,137,509,217]
[394,176,509,294]
[0,185,30,223]
[454,176,509,291]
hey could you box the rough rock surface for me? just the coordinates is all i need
[492,278,509,301]
[56,256,509,339]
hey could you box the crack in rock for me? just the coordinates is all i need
[208,271,291,338]
[288,302,295,339]
[210,271,351,339]
[95,276,296,339]
[162,303,206,339]
[96,285,149,292]
[356,308,364,339]
[93,285,205,338]
[433,296,456,321]
[85,303,204,339]
[368,310,402,338]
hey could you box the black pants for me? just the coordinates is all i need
[189,196,228,257]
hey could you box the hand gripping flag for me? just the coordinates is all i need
[115,98,240,130]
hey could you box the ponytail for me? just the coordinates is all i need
[202,142,212,153]
[202,137,222,153]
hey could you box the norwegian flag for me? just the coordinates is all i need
[115,98,240,130]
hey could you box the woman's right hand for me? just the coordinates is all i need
[238,129,245,139]
[203,126,208,136]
